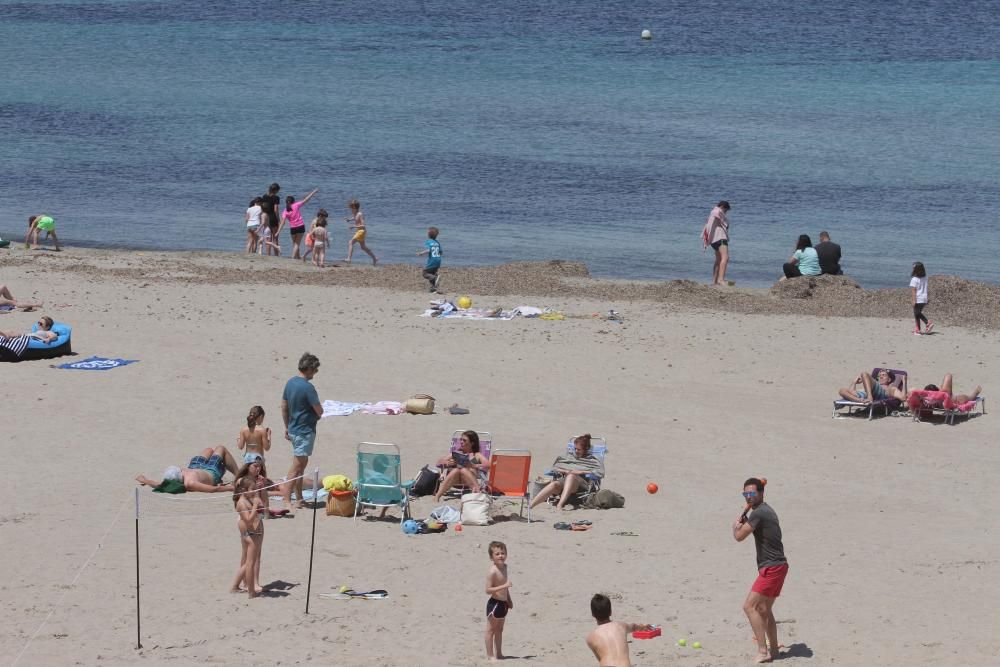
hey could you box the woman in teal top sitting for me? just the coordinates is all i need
[782,234,821,279]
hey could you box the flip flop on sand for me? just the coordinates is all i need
[554,522,572,530]
[571,523,591,531]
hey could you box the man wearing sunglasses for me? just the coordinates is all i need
[732,478,788,663]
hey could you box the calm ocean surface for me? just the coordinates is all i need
[2,0,999,287]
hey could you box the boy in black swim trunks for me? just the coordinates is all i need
[484,541,513,661]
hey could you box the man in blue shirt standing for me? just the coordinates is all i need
[282,352,323,508]
[417,226,442,292]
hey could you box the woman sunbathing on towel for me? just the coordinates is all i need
[433,430,489,502]
[838,369,906,404]
[907,373,982,410]
[0,285,43,311]
[529,434,605,511]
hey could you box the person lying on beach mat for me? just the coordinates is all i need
[0,284,44,311]
[135,445,241,493]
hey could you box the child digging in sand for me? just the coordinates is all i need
[585,593,653,667]
[231,476,263,598]
[25,214,61,251]
[485,541,513,661]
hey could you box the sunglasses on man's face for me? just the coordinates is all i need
[742,491,758,499]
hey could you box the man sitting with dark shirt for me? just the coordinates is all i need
[814,231,842,275]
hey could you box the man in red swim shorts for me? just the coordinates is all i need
[733,477,788,663]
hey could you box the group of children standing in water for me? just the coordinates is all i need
[241,183,445,291]
[244,184,376,268]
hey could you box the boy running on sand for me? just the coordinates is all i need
[417,226,442,292]
[586,593,653,667]
[485,541,513,661]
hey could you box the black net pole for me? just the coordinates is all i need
[135,488,143,649]
[305,468,319,614]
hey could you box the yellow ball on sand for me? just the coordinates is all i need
[692,641,702,649]
[457,296,472,309]
[339,585,349,593]
[677,638,686,647]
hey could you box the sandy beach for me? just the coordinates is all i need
[2,247,998,666]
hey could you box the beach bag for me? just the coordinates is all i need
[584,489,625,510]
[326,490,357,517]
[460,492,493,525]
[405,394,435,414]
[530,475,553,501]
[410,465,440,497]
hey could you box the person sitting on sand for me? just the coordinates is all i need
[529,434,605,511]
[781,234,821,279]
[838,369,906,404]
[135,445,241,493]
[0,285,43,311]
[586,593,653,667]
[433,430,489,502]
[0,315,58,343]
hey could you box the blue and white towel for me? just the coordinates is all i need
[55,356,138,371]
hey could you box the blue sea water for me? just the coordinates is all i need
[2,0,999,287]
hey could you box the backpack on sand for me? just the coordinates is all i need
[410,465,440,497]
[583,489,625,510]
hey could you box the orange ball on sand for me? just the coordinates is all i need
[646,482,659,494]
[455,524,463,532]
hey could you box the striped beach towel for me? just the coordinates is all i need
[0,335,30,360]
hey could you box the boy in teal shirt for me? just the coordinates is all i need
[417,227,442,292]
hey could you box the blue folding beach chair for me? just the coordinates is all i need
[545,436,608,507]
[354,442,410,523]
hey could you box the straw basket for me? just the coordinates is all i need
[326,490,357,517]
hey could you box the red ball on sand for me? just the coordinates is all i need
[455,523,463,532]
[646,482,658,494]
